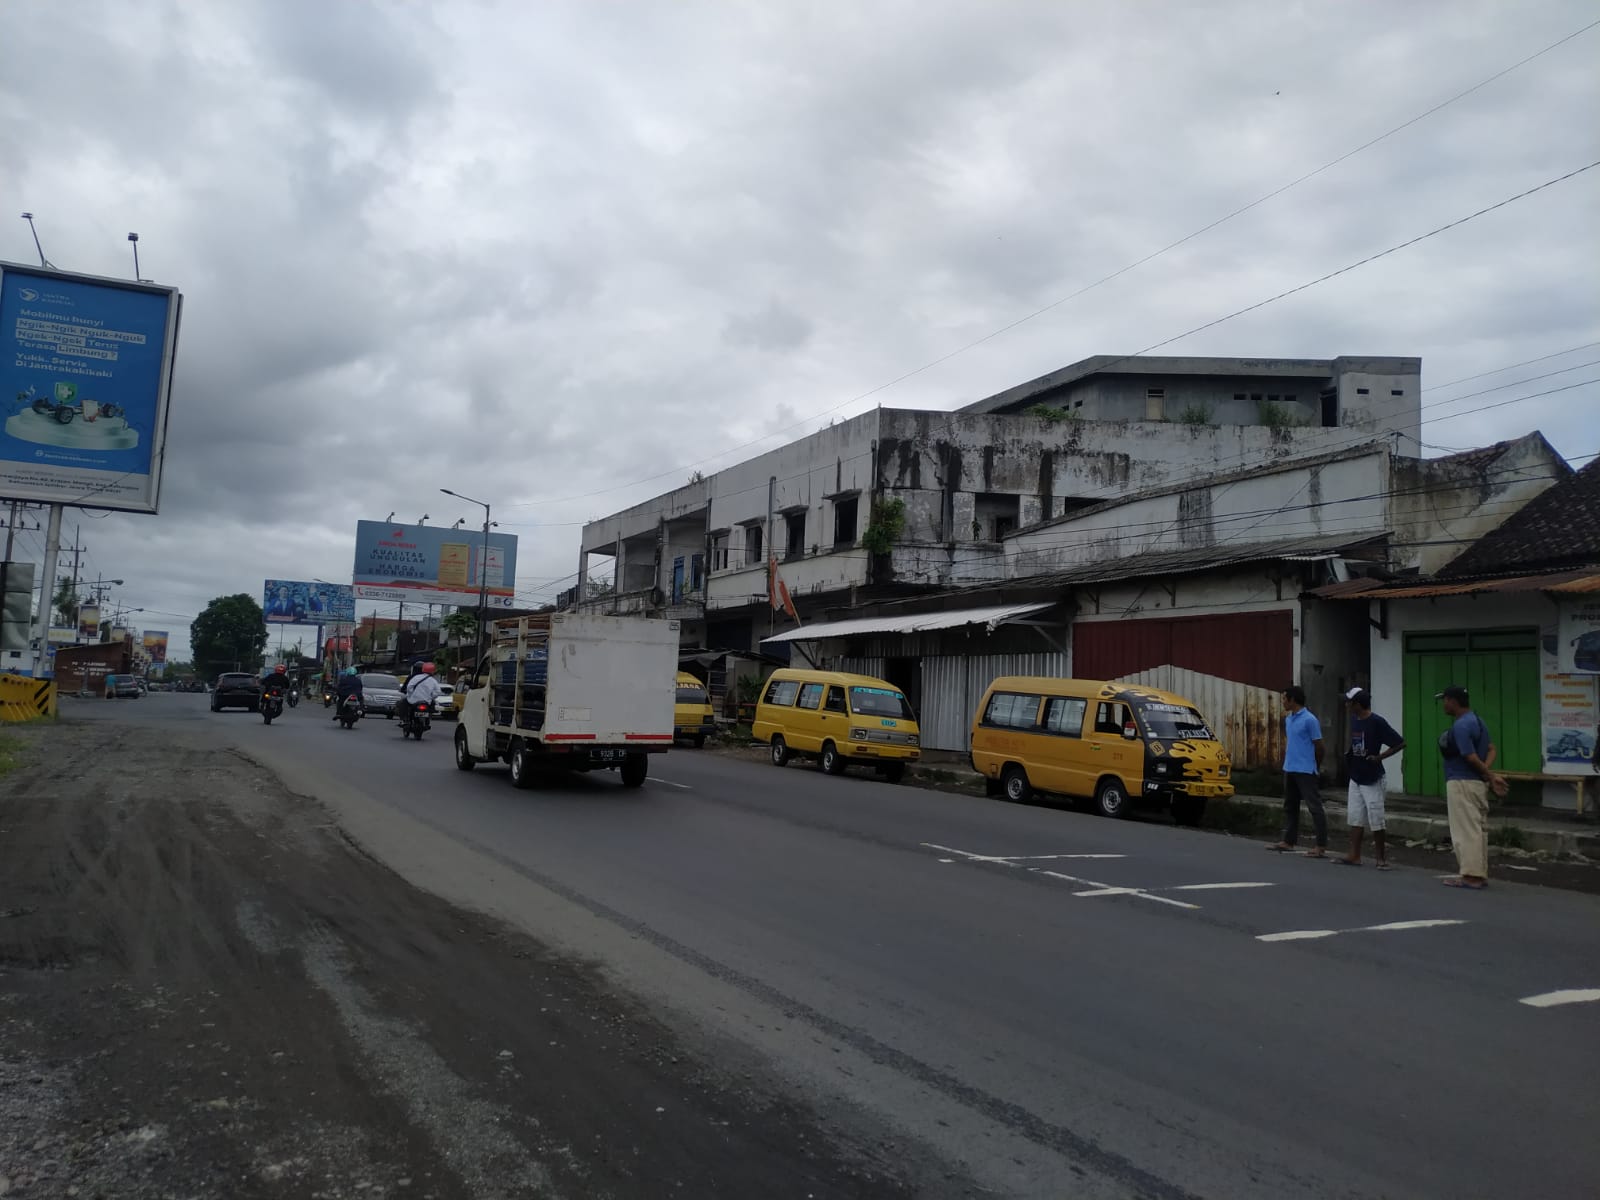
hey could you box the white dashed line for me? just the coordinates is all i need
[1258,918,1468,943]
[919,842,1126,864]
[1170,881,1275,891]
[1518,989,1600,1008]
[653,779,693,790]
[1041,870,1200,910]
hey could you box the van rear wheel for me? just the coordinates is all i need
[770,736,790,767]
[1002,765,1031,803]
[1095,777,1130,819]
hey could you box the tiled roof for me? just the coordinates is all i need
[1438,456,1600,577]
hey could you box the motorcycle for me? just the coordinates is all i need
[287,688,300,708]
[322,683,336,707]
[261,691,285,725]
[337,693,363,730]
[400,700,432,740]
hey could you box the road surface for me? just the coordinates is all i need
[83,693,1600,1198]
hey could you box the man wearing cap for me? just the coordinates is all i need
[1337,688,1404,869]
[1437,685,1508,890]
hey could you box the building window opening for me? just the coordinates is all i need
[744,524,763,566]
[1145,387,1165,420]
[785,511,806,561]
[833,495,859,547]
[1320,387,1339,428]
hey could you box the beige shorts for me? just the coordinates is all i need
[1347,779,1387,830]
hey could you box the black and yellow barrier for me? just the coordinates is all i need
[0,674,57,722]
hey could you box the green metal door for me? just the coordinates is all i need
[1401,628,1540,796]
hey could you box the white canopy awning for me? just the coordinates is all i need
[761,601,1054,644]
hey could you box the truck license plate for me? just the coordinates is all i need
[592,749,624,762]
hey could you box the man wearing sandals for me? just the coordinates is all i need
[1437,685,1509,890]
[1337,688,1404,869]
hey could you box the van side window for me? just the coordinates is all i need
[796,682,824,710]
[765,679,801,707]
[1043,696,1087,736]
[825,686,847,713]
[1094,701,1128,735]
[984,692,1041,729]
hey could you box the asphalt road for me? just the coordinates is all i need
[88,693,1600,1198]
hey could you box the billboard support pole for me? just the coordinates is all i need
[30,503,62,677]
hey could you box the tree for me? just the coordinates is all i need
[191,593,269,674]
[52,578,80,626]
[440,610,478,645]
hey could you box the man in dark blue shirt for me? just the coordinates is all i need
[1338,688,1404,868]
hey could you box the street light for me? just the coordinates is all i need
[440,488,492,669]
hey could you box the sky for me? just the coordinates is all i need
[3,0,1597,663]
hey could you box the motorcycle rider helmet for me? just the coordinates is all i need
[274,663,287,674]
[345,666,358,676]
[421,662,436,674]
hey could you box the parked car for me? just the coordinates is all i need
[359,672,405,718]
[969,676,1234,826]
[674,672,716,747]
[753,668,920,782]
[211,672,262,713]
[104,674,141,699]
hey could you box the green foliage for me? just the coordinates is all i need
[190,593,269,674]
[862,497,907,555]
[735,673,763,703]
[1488,823,1529,850]
[1257,399,1302,429]
[440,609,479,643]
[1177,401,1215,425]
[52,578,79,626]
[1025,403,1078,424]
[0,732,21,778]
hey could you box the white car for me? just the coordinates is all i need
[434,682,455,718]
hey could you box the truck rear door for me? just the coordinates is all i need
[542,614,677,750]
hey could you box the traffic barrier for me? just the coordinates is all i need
[0,673,56,722]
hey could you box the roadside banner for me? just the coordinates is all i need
[142,630,169,675]
[0,560,34,650]
[77,603,100,642]
[263,579,356,625]
[1559,596,1600,674]
[351,521,518,608]
[0,262,182,514]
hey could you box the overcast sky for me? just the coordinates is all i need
[4,0,1597,662]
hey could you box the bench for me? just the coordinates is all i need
[1495,771,1591,817]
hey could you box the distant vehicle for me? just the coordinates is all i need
[753,668,920,783]
[134,677,149,695]
[674,672,716,747]
[969,677,1234,826]
[434,682,455,718]
[359,672,404,718]
[104,674,141,699]
[454,613,676,788]
[211,673,261,713]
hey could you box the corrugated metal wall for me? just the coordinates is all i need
[842,651,1068,752]
[1115,665,1285,770]
[1076,611,1293,692]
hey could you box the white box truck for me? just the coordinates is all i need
[453,613,678,788]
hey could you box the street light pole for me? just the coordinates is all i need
[441,489,492,671]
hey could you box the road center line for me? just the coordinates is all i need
[1169,882,1275,891]
[653,779,693,790]
[919,842,1125,864]
[1518,989,1600,1008]
[1042,871,1200,910]
[1258,918,1467,943]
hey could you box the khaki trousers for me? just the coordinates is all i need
[1446,778,1490,878]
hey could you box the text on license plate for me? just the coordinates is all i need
[592,749,625,762]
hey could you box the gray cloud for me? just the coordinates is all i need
[4,0,1596,660]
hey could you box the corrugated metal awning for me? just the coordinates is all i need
[761,601,1055,644]
[1310,568,1600,600]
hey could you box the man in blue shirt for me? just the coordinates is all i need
[1269,685,1327,856]
[1437,685,1508,889]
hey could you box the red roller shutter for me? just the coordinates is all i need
[1074,611,1293,692]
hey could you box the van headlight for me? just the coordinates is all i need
[908,734,919,746]
[851,728,867,740]
[1152,761,1170,776]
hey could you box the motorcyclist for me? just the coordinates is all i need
[334,666,364,720]
[402,662,442,728]
[262,663,292,699]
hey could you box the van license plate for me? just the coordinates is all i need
[593,750,625,762]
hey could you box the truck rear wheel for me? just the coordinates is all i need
[509,739,535,789]
[620,753,648,788]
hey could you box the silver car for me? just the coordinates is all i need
[359,672,405,718]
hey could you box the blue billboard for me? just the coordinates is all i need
[263,580,357,625]
[0,263,181,513]
[352,520,519,608]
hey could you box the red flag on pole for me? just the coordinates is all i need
[768,553,800,625]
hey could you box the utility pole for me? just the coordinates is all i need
[29,505,62,677]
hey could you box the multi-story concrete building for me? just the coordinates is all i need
[575,354,1424,660]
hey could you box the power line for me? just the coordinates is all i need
[1423,341,1600,394]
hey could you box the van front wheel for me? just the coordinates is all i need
[820,741,846,775]
[1002,765,1032,804]
[770,736,790,767]
[1095,777,1130,819]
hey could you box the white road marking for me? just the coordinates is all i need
[1169,881,1275,891]
[653,779,693,790]
[1519,989,1600,1008]
[1501,865,1539,872]
[1072,887,1144,898]
[1258,919,1468,943]
[1041,870,1200,910]
[919,842,1126,864]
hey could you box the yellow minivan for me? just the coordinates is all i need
[674,671,717,747]
[970,676,1233,825]
[753,668,921,782]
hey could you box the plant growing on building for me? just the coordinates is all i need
[861,497,907,555]
[1025,402,1078,424]
[1177,401,1215,425]
[1257,399,1302,429]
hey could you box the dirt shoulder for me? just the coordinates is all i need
[0,720,932,1199]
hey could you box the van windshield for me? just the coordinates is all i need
[849,686,913,720]
[1135,701,1215,741]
